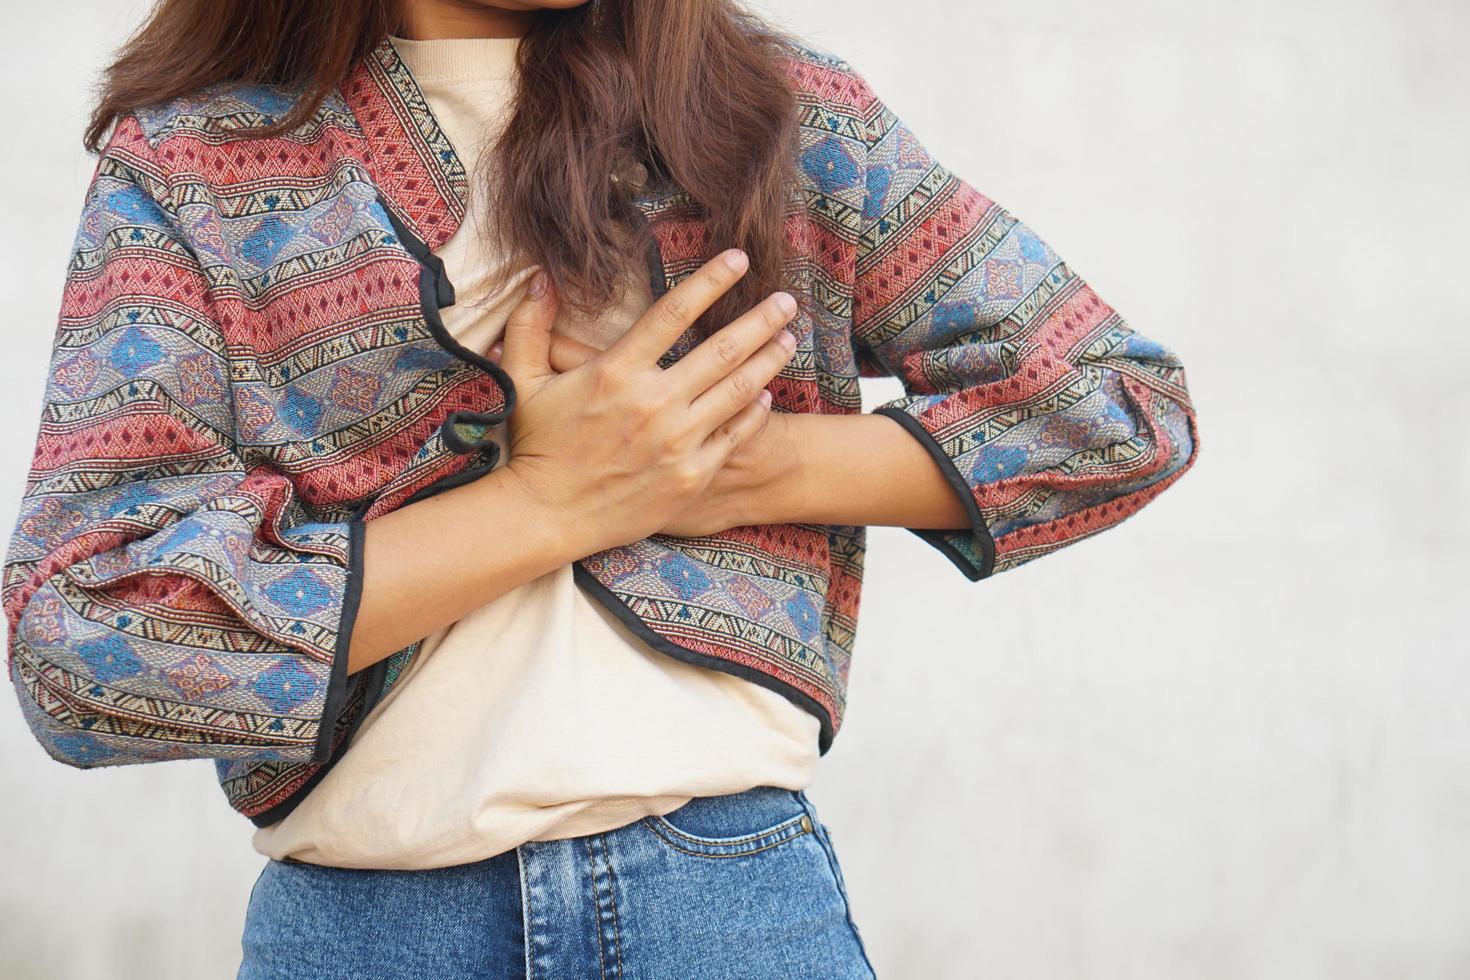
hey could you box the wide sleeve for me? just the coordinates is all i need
[2,114,364,769]
[847,75,1201,580]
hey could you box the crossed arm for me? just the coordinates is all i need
[700,410,973,532]
[493,333,973,536]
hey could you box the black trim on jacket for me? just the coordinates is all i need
[309,518,367,765]
[872,405,998,580]
[571,563,836,753]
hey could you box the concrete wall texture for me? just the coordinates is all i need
[1,1,1464,976]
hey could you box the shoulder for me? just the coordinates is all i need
[129,79,354,150]
[88,81,371,306]
[96,81,354,222]
[773,36,883,120]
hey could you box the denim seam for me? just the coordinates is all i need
[798,792,878,978]
[587,838,607,980]
[640,818,812,859]
[517,846,537,980]
[644,811,808,847]
[597,834,626,978]
[582,834,622,980]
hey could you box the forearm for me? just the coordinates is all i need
[346,467,579,675]
[742,412,973,529]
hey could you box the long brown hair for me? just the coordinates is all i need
[86,0,801,335]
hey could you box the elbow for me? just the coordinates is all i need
[5,563,338,770]
[10,659,299,770]
[1151,387,1200,492]
[8,654,121,770]
[1123,333,1200,491]
[1101,349,1199,502]
[1154,374,1201,494]
[8,627,265,771]
[7,592,124,768]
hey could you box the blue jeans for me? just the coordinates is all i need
[237,786,876,978]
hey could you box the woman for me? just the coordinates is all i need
[4,0,1200,975]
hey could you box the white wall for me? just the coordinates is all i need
[2,1,1465,977]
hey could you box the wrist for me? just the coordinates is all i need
[750,412,924,527]
[737,411,812,526]
[471,463,588,566]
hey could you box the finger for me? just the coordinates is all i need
[494,332,601,373]
[498,271,558,387]
[602,248,749,368]
[547,333,602,374]
[666,290,797,397]
[688,329,795,435]
[696,387,773,469]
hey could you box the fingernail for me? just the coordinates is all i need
[528,270,548,298]
[759,389,772,408]
[488,340,503,361]
[722,248,748,272]
[773,292,797,316]
[776,329,796,351]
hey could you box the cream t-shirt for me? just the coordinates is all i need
[250,34,820,870]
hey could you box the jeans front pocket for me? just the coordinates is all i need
[608,786,876,977]
[641,785,814,859]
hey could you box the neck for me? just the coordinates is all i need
[399,0,537,40]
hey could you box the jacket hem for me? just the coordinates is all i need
[871,405,997,581]
[571,562,837,754]
[251,652,391,828]
[310,517,367,764]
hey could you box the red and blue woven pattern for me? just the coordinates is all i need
[5,37,1199,825]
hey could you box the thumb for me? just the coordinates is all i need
[547,333,602,373]
[486,332,598,372]
[497,270,558,387]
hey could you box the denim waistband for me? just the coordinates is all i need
[238,785,876,978]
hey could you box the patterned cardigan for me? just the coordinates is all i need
[3,36,1199,825]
